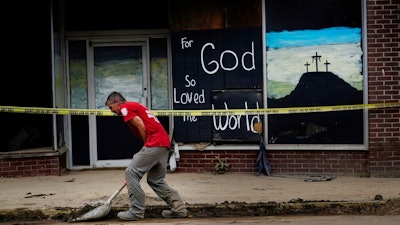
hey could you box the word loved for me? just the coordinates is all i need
[173,75,206,105]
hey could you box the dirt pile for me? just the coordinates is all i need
[1,198,399,223]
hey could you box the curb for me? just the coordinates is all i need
[1,199,397,223]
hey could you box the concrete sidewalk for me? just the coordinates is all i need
[0,169,399,221]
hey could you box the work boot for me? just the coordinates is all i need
[161,209,188,218]
[117,211,143,221]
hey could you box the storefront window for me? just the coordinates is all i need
[265,0,364,145]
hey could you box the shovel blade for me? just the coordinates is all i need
[71,181,126,222]
[71,203,111,222]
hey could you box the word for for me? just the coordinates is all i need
[201,41,256,74]
[181,37,194,49]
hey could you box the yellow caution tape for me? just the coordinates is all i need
[0,102,399,117]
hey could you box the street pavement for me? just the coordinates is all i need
[0,169,399,222]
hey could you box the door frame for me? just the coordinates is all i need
[64,30,171,170]
[88,40,149,168]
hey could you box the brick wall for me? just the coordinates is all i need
[0,150,67,178]
[174,150,369,176]
[366,0,400,177]
[268,151,369,176]
[175,150,259,173]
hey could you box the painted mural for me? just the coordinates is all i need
[265,0,364,144]
[172,27,263,143]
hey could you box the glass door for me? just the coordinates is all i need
[90,42,148,167]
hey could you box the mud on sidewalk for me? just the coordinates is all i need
[1,171,400,222]
[1,197,400,223]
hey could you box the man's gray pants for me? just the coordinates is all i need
[125,146,186,218]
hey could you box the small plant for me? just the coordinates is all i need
[213,156,230,174]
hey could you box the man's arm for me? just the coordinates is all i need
[130,116,146,142]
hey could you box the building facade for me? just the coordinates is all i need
[0,0,399,177]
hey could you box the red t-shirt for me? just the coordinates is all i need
[119,102,170,148]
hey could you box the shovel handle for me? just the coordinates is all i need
[106,181,127,203]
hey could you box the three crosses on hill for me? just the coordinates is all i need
[304,52,330,72]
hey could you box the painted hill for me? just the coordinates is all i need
[269,72,362,107]
[267,72,364,144]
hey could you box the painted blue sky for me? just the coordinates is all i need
[267,27,361,49]
[265,26,363,98]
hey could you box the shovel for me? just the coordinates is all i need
[70,181,127,222]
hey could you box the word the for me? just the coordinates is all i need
[183,115,197,122]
